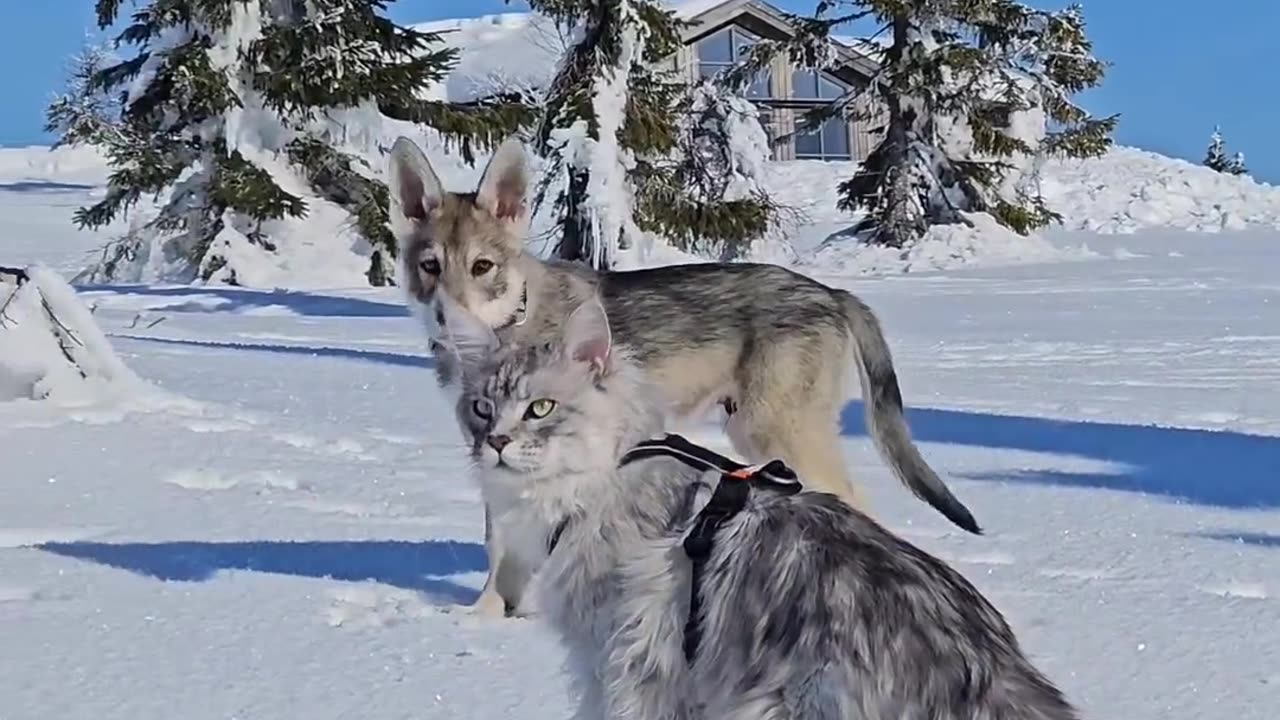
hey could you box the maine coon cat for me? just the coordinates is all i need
[439,294,1079,720]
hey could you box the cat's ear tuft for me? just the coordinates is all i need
[388,136,444,225]
[475,136,528,224]
[563,298,613,377]
[437,292,499,374]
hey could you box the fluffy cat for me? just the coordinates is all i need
[440,295,1079,720]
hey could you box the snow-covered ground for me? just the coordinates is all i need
[2,145,1280,719]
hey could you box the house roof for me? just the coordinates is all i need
[414,0,879,103]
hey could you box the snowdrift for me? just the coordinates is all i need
[0,144,110,187]
[0,265,147,404]
[1040,146,1280,234]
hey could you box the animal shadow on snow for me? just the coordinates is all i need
[77,284,409,318]
[841,402,1280,510]
[38,539,486,605]
[114,334,434,369]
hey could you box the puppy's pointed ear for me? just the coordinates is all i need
[438,291,499,375]
[562,298,613,377]
[388,136,444,225]
[475,136,528,225]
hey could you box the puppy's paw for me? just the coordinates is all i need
[469,590,509,619]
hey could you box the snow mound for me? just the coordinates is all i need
[800,212,1088,276]
[0,144,111,186]
[413,14,564,103]
[1041,146,1280,234]
[0,266,149,405]
[758,162,1087,275]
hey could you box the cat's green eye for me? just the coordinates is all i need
[525,398,557,419]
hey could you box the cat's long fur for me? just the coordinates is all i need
[386,135,982,615]
[440,295,1079,720]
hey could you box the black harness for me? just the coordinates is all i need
[614,434,804,661]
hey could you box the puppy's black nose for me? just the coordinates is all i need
[487,434,511,452]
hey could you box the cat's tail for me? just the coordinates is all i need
[839,291,982,534]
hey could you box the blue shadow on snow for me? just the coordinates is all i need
[38,539,486,604]
[112,333,434,369]
[1190,531,1280,549]
[0,180,97,192]
[76,284,409,319]
[841,401,1280,510]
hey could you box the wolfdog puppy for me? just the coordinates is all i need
[387,135,980,616]
[440,295,1078,720]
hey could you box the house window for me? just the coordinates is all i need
[695,26,772,99]
[790,69,849,100]
[794,115,851,161]
[756,108,781,160]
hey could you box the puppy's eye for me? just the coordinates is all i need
[471,259,494,276]
[472,399,493,420]
[420,257,441,275]
[524,398,557,419]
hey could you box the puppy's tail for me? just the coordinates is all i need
[839,291,981,534]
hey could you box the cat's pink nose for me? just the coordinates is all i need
[487,434,511,452]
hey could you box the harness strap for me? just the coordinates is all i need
[619,433,748,474]
[619,434,803,662]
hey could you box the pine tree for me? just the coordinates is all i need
[657,78,779,259]
[525,0,776,268]
[50,0,533,287]
[776,0,1116,248]
[1204,126,1229,172]
[1226,151,1248,176]
[45,34,122,153]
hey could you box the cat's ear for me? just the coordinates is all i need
[388,136,444,227]
[475,136,528,226]
[437,291,499,375]
[563,298,613,377]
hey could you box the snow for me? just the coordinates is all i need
[695,82,773,189]
[1042,146,1280,234]
[413,2,747,104]
[0,266,158,407]
[2,203,1279,718]
[8,137,1280,285]
[0,144,110,186]
[667,0,738,17]
[583,0,647,268]
[804,211,1084,275]
[413,13,566,103]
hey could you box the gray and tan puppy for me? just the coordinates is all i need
[386,135,980,616]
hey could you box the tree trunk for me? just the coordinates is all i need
[876,12,918,249]
[366,250,391,287]
[556,169,597,265]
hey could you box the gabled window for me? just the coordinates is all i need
[790,69,849,101]
[695,26,772,99]
[794,114,852,161]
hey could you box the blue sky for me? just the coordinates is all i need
[1,0,1274,182]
